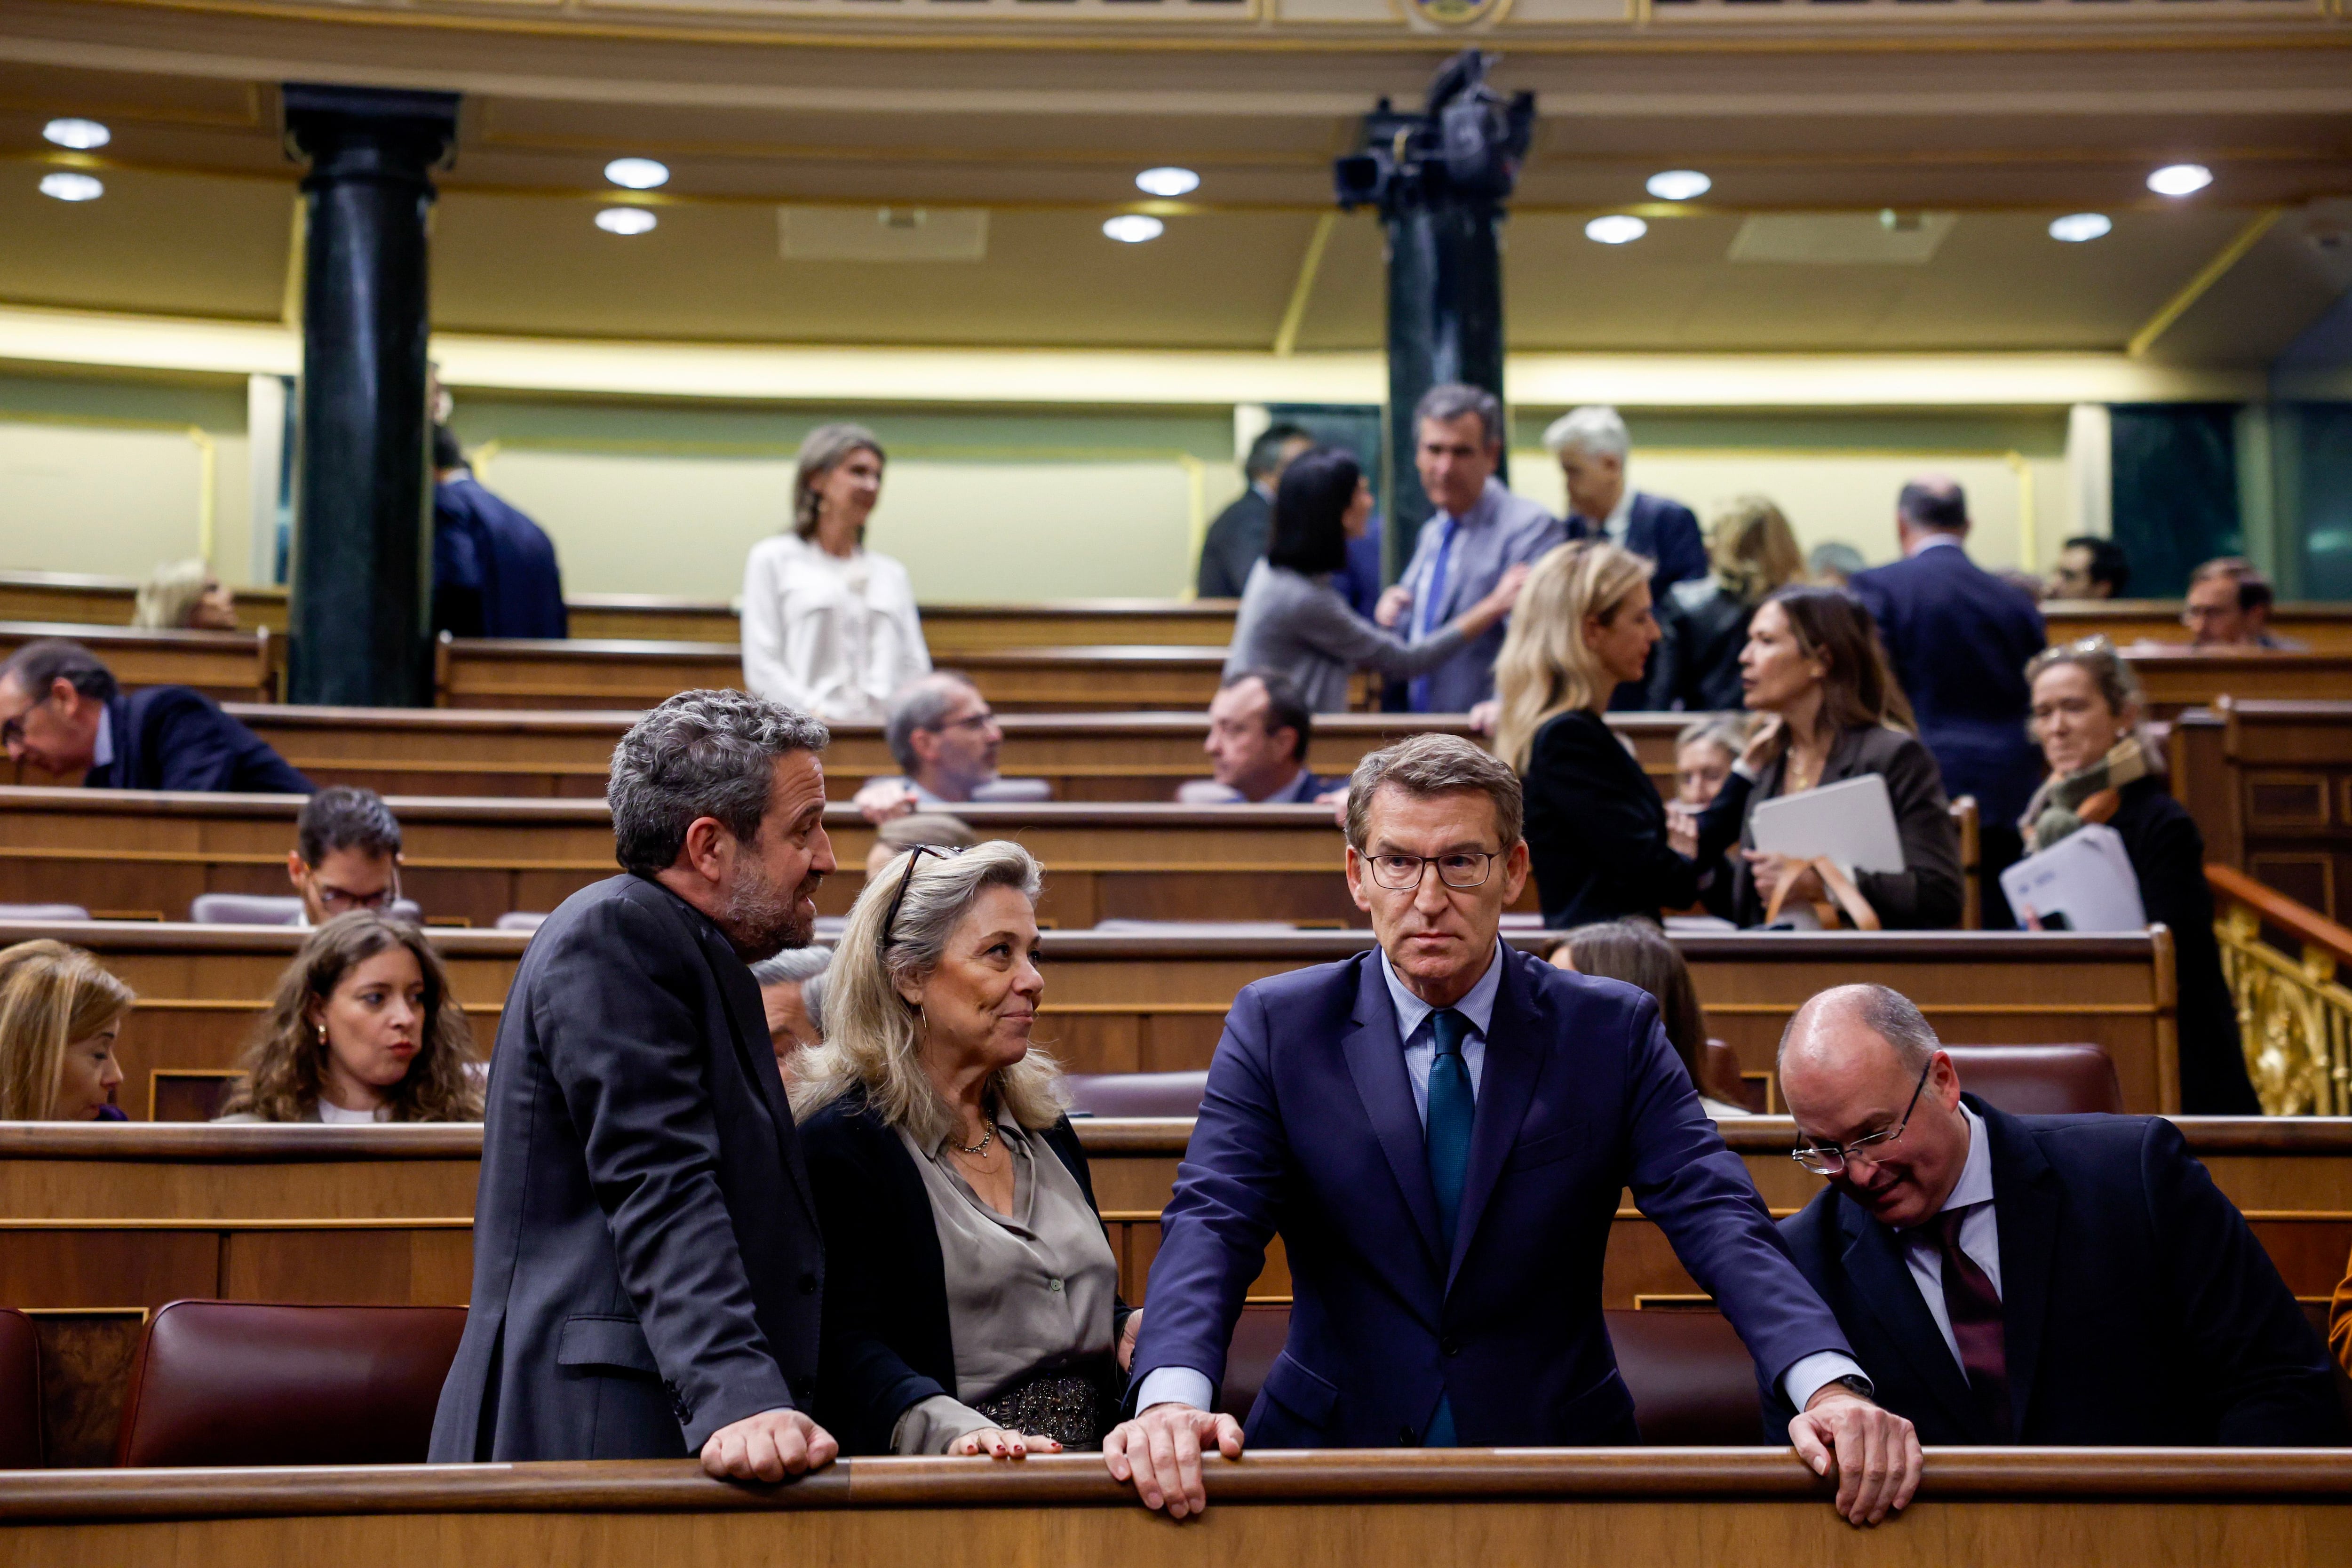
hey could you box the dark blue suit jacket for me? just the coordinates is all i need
[84,689,311,795]
[1769,1097,2344,1447]
[1130,944,1853,1447]
[1849,545,2046,825]
[434,475,569,640]
[1568,492,1708,597]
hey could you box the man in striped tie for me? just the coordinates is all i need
[1108,733,1921,1526]
[1770,984,2342,1449]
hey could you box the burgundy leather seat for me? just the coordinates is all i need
[1212,1303,1764,1444]
[114,1301,467,1467]
[0,1307,42,1468]
[1942,1044,2121,1115]
[1065,1071,1209,1119]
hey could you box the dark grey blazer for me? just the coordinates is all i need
[1729,723,1965,930]
[428,874,824,1461]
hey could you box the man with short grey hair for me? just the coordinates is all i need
[1543,405,1706,602]
[852,672,1050,822]
[1111,732,1920,1528]
[1772,983,2341,1448]
[432,688,842,1482]
[1376,384,1562,713]
[750,945,832,1055]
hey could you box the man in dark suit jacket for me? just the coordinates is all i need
[433,426,569,640]
[1849,480,2047,925]
[1545,406,1707,708]
[0,638,310,794]
[1195,424,1314,600]
[429,689,841,1481]
[1109,734,1921,1528]
[1769,983,2343,1447]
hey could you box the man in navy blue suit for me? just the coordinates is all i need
[433,426,570,641]
[1771,984,2342,1447]
[0,639,311,795]
[1848,480,2046,926]
[1547,406,1706,709]
[1107,734,1921,1526]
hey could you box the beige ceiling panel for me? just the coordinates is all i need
[0,166,290,322]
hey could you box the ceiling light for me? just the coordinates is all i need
[1103,214,1165,244]
[1645,169,1710,202]
[603,158,670,191]
[2049,212,2113,243]
[39,172,103,203]
[42,118,110,151]
[595,207,657,235]
[1135,167,1200,198]
[1585,214,1647,245]
[2147,163,2212,197]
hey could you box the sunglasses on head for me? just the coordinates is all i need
[878,843,965,954]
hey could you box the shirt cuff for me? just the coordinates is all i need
[1731,759,1762,784]
[1135,1367,1216,1415]
[1784,1352,1870,1413]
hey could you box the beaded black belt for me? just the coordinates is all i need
[972,1369,1108,1450]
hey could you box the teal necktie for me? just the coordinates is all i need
[1422,1007,1475,1449]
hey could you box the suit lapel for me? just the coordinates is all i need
[1835,1196,1988,1439]
[1338,956,1447,1275]
[1446,947,1541,1288]
[1978,1100,2059,1439]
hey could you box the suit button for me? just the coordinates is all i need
[1397,1425,1418,1446]
[1440,1337,1461,1357]
[797,1272,819,1295]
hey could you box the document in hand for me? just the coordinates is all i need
[1748,774,1906,876]
[1998,824,2147,932]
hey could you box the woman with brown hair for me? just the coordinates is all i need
[0,940,134,1120]
[1644,496,1804,712]
[1723,585,1963,929]
[216,912,481,1123]
[740,422,931,722]
[1495,540,1747,927]
[1548,920,1749,1117]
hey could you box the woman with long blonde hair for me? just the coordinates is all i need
[1497,541,1748,927]
[1645,497,1803,712]
[0,940,134,1120]
[215,912,480,1123]
[792,839,1133,1461]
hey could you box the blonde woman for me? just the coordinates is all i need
[791,840,1132,1458]
[1645,497,1803,711]
[1494,541,1748,927]
[215,912,480,1123]
[740,422,930,723]
[0,940,134,1121]
[131,559,237,632]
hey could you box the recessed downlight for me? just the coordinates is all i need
[1135,167,1200,198]
[42,118,110,151]
[603,158,670,191]
[595,207,658,235]
[1645,169,1710,202]
[1103,214,1165,244]
[2049,212,2113,243]
[39,172,103,202]
[2148,163,2212,197]
[1585,214,1648,245]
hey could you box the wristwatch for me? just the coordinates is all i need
[1828,1374,1874,1400]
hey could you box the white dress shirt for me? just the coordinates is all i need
[1909,532,1965,559]
[739,533,930,723]
[1592,486,1636,547]
[1892,1100,2001,1371]
[89,707,114,770]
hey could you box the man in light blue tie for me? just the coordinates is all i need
[1373,384,1563,713]
[1106,733,1922,1527]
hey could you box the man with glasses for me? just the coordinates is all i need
[287,787,405,926]
[1772,983,2341,1447]
[1109,733,1920,1528]
[0,638,310,794]
[853,673,1048,822]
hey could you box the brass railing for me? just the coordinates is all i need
[2209,863,2352,1116]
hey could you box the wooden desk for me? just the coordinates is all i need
[2172,700,2352,927]
[2048,598,2352,655]
[11,922,2172,1119]
[5,1451,2347,1567]
[0,624,277,705]
[435,637,1264,714]
[2121,651,2352,721]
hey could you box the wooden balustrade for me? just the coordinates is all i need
[2208,863,2352,1117]
[2171,700,2352,927]
[0,624,278,705]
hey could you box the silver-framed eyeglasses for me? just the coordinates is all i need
[1362,851,1501,892]
[1790,1059,1933,1175]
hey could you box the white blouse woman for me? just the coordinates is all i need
[742,423,931,722]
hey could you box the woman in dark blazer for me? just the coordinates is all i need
[1720,586,1965,930]
[2019,637,2259,1114]
[1496,541,1748,927]
[792,839,1132,1458]
[1644,496,1805,713]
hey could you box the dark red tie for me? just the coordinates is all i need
[1934,1206,2011,1437]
